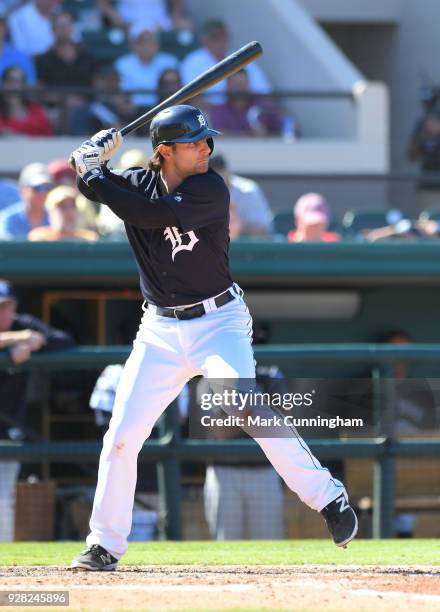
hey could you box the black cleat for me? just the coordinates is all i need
[71,544,118,571]
[321,493,358,548]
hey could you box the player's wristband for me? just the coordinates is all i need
[83,168,104,185]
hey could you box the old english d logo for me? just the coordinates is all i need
[164,226,199,261]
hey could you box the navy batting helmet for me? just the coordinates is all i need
[150,104,221,153]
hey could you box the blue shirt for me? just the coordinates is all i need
[0,201,49,240]
[115,52,178,106]
[0,180,20,212]
[0,43,36,84]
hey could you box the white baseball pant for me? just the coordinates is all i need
[87,286,346,557]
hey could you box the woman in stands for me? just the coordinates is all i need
[0,66,53,136]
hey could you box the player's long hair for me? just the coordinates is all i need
[148,149,165,172]
[148,144,176,171]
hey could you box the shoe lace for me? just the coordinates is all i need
[81,544,104,557]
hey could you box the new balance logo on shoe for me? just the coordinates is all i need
[335,494,350,513]
[320,493,358,548]
[100,553,113,564]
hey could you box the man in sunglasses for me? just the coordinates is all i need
[0,163,52,240]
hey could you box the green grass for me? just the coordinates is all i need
[0,540,439,566]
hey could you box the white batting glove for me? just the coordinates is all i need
[71,142,104,185]
[90,128,123,161]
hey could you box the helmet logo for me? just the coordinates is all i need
[164,226,199,261]
[174,194,183,202]
[197,113,207,127]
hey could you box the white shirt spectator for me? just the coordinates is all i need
[181,47,272,105]
[115,51,178,106]
[8,2,55,56]
[117,0,171,31]
[229,175,274,234]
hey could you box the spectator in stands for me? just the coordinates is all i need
[158,67,182,103]
[99,0,194,31]
[48,158,76,186]
[1,2,26,14]
[62,0,103,35]
[0,66,54,136]
[27,185,98,241]
[362,218,440,241]
[287,193,341,243]
[200,323,285,540]
[115,26,178,108]
[0,278,75,541]
[181,20,271,106]
[167,0,193,32]
[8,0,60,56]
[159,1,197,61]
[0,163,51,240]
[408,86,440,211]
[66,64,137,136]
[0,8,36,84]
[210,70,284,136]
[47,158,98,231]
[35,11,98,133]
[35,12,96,87]
[209,153,274,237]
[0,178,20,212]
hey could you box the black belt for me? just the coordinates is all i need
[151,288,236,320]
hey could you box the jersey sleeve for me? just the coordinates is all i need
[161,171,229,233]
[76,165,143,203]
[78,167,179,229]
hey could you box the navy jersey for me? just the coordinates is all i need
[79,166,233,307]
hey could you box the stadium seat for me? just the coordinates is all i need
[159,31,199,60]
[273,209,293,235]
[342,208,403,235]
[81,30,130,62]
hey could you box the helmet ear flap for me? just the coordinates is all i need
[207,138,214,155]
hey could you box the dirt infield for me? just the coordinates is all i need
[2,565,440,611]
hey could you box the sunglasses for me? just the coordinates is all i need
[31,183,52,192]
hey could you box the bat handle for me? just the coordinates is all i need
[68,154,76,170]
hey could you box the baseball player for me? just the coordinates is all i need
[70,105,357,571]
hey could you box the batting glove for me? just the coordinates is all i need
[90,128,123,162]
[71,143,104,185]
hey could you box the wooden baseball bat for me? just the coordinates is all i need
[69,41,263,167]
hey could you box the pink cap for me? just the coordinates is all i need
[48,159,76,182]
